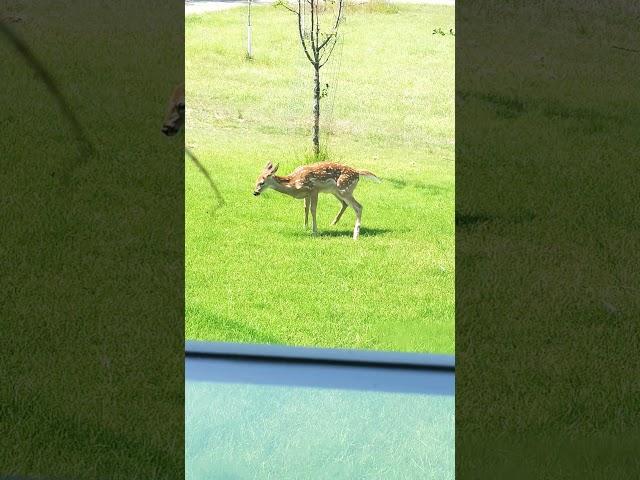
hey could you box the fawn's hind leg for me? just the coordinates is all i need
[343,193,362,240]
[332,194,349,226]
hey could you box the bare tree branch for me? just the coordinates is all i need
[318,32,335,51]
[319,35,339,67]
[314,0,320,63]
[318,0,342,56]
[297,0,314,63]
[274,0,299,15]
[310,0,317,61]
[332,0,344,34]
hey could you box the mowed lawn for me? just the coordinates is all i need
[186,4,454,353]
[2,1,183,478]
[456,3,640,478]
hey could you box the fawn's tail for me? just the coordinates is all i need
[358,169,382,183]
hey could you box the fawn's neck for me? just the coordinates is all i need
[270,175,300,197]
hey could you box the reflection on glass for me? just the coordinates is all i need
[186,381,454,479]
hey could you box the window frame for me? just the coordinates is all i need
[186,340,455,396]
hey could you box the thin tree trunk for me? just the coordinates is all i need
[313,63,320,156]
[292,0,342,158]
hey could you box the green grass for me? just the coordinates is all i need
[1,1,183,478]
[186,4,455,353]
[456,1,640,477]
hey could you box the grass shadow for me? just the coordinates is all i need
[458,89,621,124]
[456,212,537,228]
[456,213,493,227]
[287,227,394,238]
[385,177,448,195]
[190,307,282,345]
[457,90,526,119]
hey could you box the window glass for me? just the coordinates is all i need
[186,380,454,479]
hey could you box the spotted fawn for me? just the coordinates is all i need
[253,161,380,239]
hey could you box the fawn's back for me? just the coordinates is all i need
[290,162,360,192]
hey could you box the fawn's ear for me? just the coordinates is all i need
[265,161,273,171]
[272,163,279,174]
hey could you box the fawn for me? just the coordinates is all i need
[161,83,185,136]
[253,161,380,240]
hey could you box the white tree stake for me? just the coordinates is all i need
[247,0,253,58]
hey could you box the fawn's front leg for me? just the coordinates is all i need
[310,192,319,236]
[304,196,310,228]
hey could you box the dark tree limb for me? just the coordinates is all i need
[612,45,640,53]
[185,148,225,209]
[0,20,94,160]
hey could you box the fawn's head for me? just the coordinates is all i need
[253,161,279,196]
[161,83,185,136]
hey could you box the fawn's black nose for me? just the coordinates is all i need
[253,191,260,196]
[162,125,177,136]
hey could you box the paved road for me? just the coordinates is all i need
[186,0,453,14]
